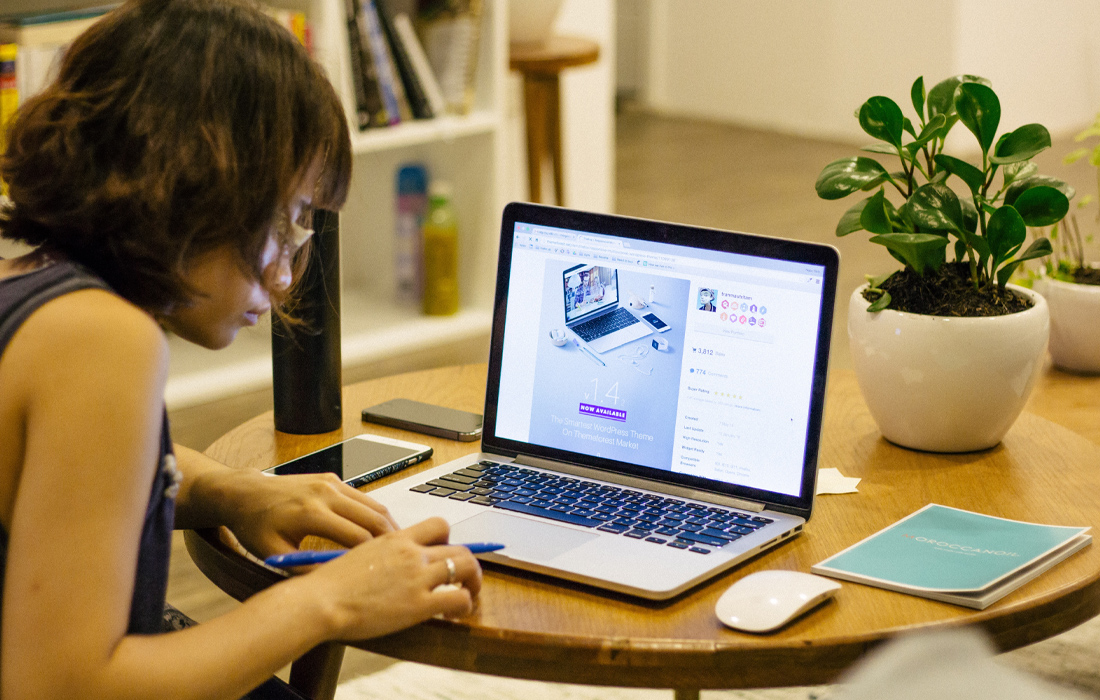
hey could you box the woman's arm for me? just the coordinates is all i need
[0,291,480,700]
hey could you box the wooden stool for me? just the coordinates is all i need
[509,35,599,205]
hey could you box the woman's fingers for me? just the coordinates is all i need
[424,543,483,596]
[337,484,400,531]
[402,516,452,546]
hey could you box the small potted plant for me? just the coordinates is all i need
[1028,114,1100,373]
[816,74,1072,453]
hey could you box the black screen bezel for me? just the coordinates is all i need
[481,203,839,519]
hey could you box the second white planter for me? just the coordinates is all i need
[1035,276,1100,374]
[848,285,1049,453]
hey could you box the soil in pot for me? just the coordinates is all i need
[863,262,1031,316]
[1067,266,1100,285]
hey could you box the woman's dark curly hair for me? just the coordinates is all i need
[0,0,352,314]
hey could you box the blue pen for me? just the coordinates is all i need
[264,542,506,568]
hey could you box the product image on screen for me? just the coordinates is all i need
[263,436,430,487]
[564,265,618,322]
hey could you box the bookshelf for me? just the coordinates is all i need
[163,0,508,409]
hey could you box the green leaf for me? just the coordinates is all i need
[927,74,992,119]
[955,82,1001,154]
[859,96,905,147]
[836,197,870,236]
[934,154,985,195]
[870,233,950,275]
[1002,161,1038,185]
[815,157,889,200]
[986,205,1026,269]
[860,189,895,234]
[907,182,964,232]
[1005,175,1076,207]
[997,238,1054,287]
[866,272,893,288]
[960,226,992,274]
[867,291,892,312]
[960,196,978,233]
[911,76,926,121]
[954,238,968,262]
[990,123,1051,164]
[860,143,899,155]
[1064,147,1090,164]
[1013,185,1070,227]
[860,170,907,192]
[928,169,950,185]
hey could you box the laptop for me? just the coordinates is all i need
[562,263,652,353]
[367,203,840,599]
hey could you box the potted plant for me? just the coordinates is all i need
[816,74,1072,452]
[1027,113,1100,373]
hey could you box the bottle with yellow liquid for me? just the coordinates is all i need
[421,182,459,315]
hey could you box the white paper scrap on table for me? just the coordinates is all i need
[816,467,860,495]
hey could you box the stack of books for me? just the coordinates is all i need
[0,4,310,120]
[345,0,478,131]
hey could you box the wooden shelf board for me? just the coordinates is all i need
[165,293,492,409]
[350,112,499,154]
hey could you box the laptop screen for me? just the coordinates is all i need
[483,204,838,517]
[563,264,619,323]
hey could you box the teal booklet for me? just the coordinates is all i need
[811,504,1091,609]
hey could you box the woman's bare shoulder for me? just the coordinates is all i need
[4,288,168,385]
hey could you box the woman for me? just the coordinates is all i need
[0,1,480,698]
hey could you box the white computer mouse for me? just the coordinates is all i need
[715,570,841,633]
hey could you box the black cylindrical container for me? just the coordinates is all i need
[272,209,342,434]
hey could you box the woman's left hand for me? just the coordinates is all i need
[221,470,400,558]
[173,444,399,557]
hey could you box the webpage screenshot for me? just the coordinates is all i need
[494,222,827,498]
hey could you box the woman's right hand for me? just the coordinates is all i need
[301,517,482,641]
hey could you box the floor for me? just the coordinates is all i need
[165,108,1100,691]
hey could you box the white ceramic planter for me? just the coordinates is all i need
[1035,277,1100,374]
[848,284,1049,453]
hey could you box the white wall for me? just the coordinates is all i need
[504,0,616,212]
[641,0,1100,144]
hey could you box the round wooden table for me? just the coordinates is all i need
[187,364,1100,700]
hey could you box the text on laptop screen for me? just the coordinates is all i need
[494,223,828,499]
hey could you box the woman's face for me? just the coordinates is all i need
[160,174,315,350]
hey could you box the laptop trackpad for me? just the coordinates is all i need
[449,511,599,563]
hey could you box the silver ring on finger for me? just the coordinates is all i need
[445,557,457,585]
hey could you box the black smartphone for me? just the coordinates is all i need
[261,434,432,487]
[362,398,483,441]
[642,311,671,332]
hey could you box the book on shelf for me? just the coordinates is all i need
[811,503,1092,610]
[376,0,433,120]
[0,8,107,108]
[390,12,446,118]
[360,0,411,124]
[262,6,312,54]
[344,0,387,129]
[417,0,482,115]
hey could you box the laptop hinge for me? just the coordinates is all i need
[510,455,766,513]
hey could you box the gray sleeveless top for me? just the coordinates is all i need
[0,260,177,636]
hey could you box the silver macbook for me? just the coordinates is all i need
[367,203,840,599]
[562,263,652,354]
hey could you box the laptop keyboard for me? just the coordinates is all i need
[571,307,641,342]
[409,461,774,555]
